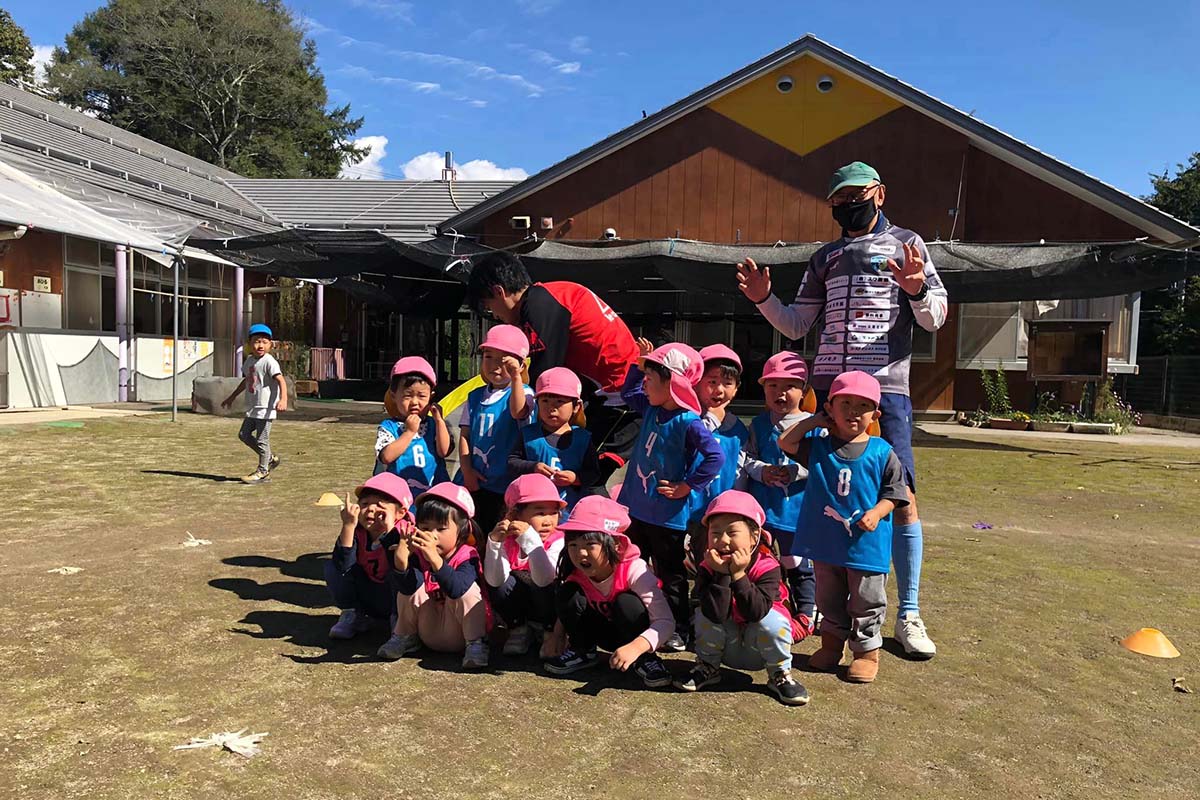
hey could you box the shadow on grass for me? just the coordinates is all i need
[914,429,1073,456]
[223,552,327,582]
[142,468,241,483]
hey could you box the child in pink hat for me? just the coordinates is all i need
[779,370,909,684]
[376,356,452,495]
[507,366,604,518]
[674,490,810,706]
[379,482,493,669]
[456,324,537,533]
[325,473,416,640]
[618,338,724,652]
[743,350,816,638]
[543,496,675,688]
[482,473,567,657]
[690,344,751,525]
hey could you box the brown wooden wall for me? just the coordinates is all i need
[0,230,63,295]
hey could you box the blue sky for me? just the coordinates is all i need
[7,0,1199,196]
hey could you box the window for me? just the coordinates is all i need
[957,296,1135,367]
[65,267,102,330]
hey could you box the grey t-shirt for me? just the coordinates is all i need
[242,354,282,420]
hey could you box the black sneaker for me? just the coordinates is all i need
[633,653,672,688]
[267,454,281,472]
[544,647,598,676]
[768,669,811,706]
[659,632,688,653]
[673,660,722,692]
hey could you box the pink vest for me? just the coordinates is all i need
[503,530,564,572]
[704,547,801,641]
[417,544,493,630]
[354,528,392,584]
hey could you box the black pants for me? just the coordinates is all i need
[556,582,649,653]
[583,397,641,462]
[490,571,557,627]
[625,519,690,636]
[470,488,506,536]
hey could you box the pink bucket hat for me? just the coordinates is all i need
[758,350,809,385]
[390,355,437,386]
[698,344,742,372]
[700,490,766,528]
[534,366,582,401]
[415,482,476,518]
[827,369,882,407]
[558,495,630,534]
[504,473,567,509]
[643,342,703,415]
[478,324,530,360]
[355,472,414,508]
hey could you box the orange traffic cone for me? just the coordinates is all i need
[1120,628,1181,659]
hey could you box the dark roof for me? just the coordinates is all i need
[0,83,278,236]
[226,178,518,243]
[439,34,1197,243]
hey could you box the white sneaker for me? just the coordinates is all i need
[462,638,490,669]
[895,611,937,659]
[377,632,421,661]
[502,624,532,656]
[328,609,370,640]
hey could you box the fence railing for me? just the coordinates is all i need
[1116,356,1200,418]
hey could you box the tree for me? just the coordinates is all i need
[1142,154,1200,355]
[47,0,367,177]
[0,9,35,86]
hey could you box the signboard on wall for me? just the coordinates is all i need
[19,291,62,329]
[33,276,51,293]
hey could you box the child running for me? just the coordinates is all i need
[675,490,810,705]
[457,324,537,532]
[375,356,452,494]
[544,495,675,688]
[220,323,286,484]
[742,351,816,636]
[483,473,566,657]
[779,371,909,683]
[507,366,603,516]
[324,473,414,640]
[379,483,492,669]
[620,340,724,651]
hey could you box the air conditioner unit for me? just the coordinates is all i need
[509,216,531,231]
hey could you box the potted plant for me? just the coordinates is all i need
[1073,379,1139,434]
[979,364,1030,430]
[1031,392,1075,432]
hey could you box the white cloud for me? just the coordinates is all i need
[516,0,560,15]
[554,62,581,74]
[335,64,487,107]
[341,135,389,179]
[337,40,544,97]
[401,151,528,181]
[31,45,54,84]
[568,36,591,55]
[509,43,582,77]
[299,15,332,36]
[345,0,414,23]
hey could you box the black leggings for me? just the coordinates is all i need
[555,582,649,653]
[625,519,690,635]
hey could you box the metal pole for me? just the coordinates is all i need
[115,244,128,401]
[314,282,325,348]
[233,266,244,373]
[172,256,180,422]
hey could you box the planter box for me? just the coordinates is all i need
[1031,420,1073,433]
[294,379,319,397]
[1070,422,1117,435]
[988,417,1030,431]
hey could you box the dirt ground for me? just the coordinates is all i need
[1,414,1197,799]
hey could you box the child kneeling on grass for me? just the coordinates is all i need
[483,473,566,657]
[379,483,493,669]
[543,495,675,688]
[675,490,810,706]
[325,473,414,639]
[779,371,909,684]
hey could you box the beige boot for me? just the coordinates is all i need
[847,648,880,683]
[808,633,846,672]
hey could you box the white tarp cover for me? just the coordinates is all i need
[0,159,170,250]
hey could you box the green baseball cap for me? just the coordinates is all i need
[827,161,881,198]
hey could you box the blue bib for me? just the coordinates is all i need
[689,416,750,524]
[375,418,450,493]
[621,407,699,530]
[747,412,809,534]
[796,435,894,572]
[455,384,534,493]
[521,425,592,513]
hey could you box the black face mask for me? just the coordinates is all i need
[831,197,877,232]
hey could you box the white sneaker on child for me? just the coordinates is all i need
[377,632,421,661]
[895,611,937,659]
[503,624,533,656]
[329,609,370,640]
[462,638,490,669]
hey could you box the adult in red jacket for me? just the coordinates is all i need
[466,252,641,462]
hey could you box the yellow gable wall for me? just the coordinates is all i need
[707,55,901,156]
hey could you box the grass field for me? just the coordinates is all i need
[1,413,1198,799]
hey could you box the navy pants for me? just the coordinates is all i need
[324,561,394,619]
[490,572,557,627]
[556,582,649,653]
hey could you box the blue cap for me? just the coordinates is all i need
[248,323,273,338]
